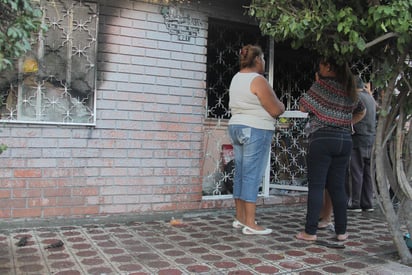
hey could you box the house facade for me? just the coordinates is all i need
[0,0,309,221]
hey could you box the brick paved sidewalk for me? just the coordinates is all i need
[1,207,411,274]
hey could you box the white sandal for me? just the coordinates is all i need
[242,225,272,235]
[232,219,257,229]
[232,219,245,229]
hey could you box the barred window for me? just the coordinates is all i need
[0,0,98,125]
[206,19,268,119]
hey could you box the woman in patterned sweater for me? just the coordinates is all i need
[296,57,366,242]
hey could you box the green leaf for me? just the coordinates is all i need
[0,144,7,154]
[356,38,366,51]
[0,0,43,71]
[380,22,387,32]
[337,23,344,32]
[379,109,388,117]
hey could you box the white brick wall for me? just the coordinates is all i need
[0,0,293,220]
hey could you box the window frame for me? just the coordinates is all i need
[0,0,99,126]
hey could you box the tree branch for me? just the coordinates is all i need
[365,32,398,49]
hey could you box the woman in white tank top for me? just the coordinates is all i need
[228,44,285,235]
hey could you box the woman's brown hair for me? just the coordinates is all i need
[320,57,357,102]
[239,45,263,70]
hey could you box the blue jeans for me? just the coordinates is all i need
[305,128,352,235]
[228,125,274,203]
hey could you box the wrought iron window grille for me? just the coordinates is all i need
[0,0,98,126]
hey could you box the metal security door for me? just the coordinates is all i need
[203,19,317,198]
[202,19,268,197]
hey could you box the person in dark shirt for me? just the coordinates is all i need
[347,77,377,212]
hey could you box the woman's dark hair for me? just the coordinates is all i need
[320,57,357,101]
[239,45,263,70]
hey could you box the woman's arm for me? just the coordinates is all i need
[251,75,285,118]
[352,109,366,124]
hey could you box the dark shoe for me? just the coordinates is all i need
[315,240,345,249]
[347,207,361,212]
[363,208,374,212]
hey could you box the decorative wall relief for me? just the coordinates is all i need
[161,5,201,41]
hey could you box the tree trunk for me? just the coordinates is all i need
[374,75,412,265]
